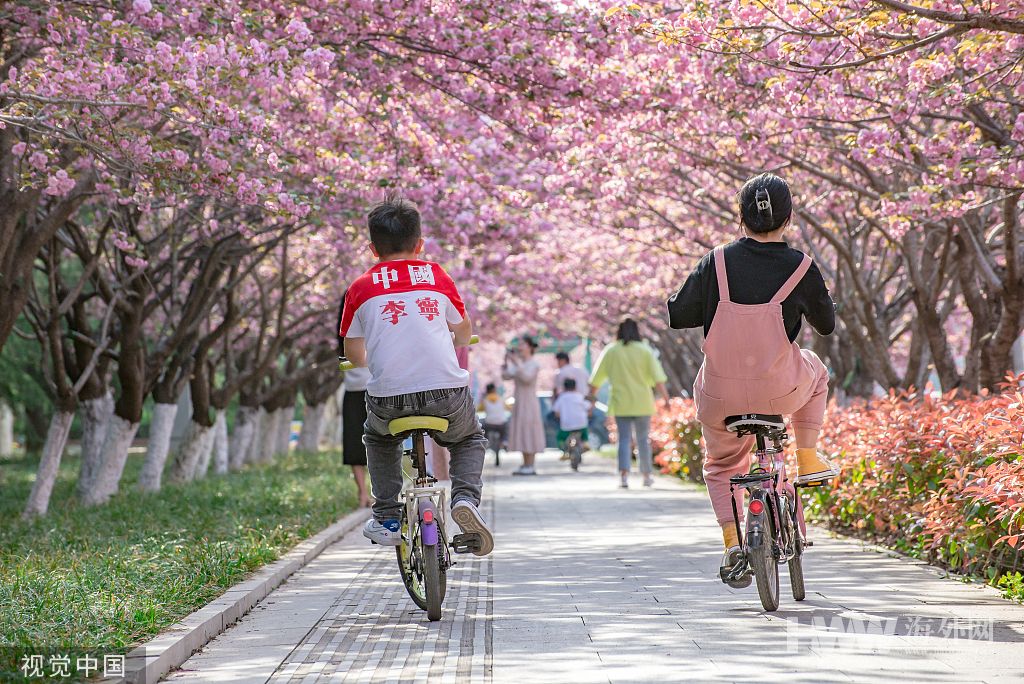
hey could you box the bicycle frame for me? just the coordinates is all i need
[402,432,450,566]
[728,430,801,563]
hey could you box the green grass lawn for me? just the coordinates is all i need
[0,448,357,677]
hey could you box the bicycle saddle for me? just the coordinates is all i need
[388,416,449,436]
[724,414,786,433]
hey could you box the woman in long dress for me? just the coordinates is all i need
[503,336,546,475]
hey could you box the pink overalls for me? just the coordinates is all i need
[693,246,829,527]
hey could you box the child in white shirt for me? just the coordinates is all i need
[552,378,591,446]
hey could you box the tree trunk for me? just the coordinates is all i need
[168,421,213,483]
[76,391,114,497]
[257,408,277,463]
[81,415,139,506]
[229,405,258,470]
[212,409,229,474]
[275,406,294,457]
[192,422,216,479]
[137,402,178,492]
[297,403,325,452]
[0,399,14,457]
[22,411,75,518]
[320,390,342,449]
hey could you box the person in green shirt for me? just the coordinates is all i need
[589,318,670,488]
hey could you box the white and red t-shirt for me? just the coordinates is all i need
[340,259,470,397]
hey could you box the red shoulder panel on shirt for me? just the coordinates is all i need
[339,260,464,336]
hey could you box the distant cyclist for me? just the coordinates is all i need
[552,378,591,455]
[339,194,493,555]
[478,382,509,461]
[666,172,838,580]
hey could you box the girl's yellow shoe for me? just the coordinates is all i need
[795,448,839,485]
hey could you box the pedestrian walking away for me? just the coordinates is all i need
[337,293,372,508]
[589,318,670,489]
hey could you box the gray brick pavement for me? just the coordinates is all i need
[165,450,1024,683]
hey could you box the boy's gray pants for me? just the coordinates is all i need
[364,387,486,522]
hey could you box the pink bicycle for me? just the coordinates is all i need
[719,414,820,611]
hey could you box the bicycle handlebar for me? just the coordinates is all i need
[339,334,479,372]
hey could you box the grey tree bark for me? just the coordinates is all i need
[257,407,278,463]
[228,405,258,470]
[168,421,213,483]
[297,403,325,452]
[0,399,14,457]
[212,409,229,474]
[275,406,294,457]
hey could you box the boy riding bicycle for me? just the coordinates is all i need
[339,194,494,556]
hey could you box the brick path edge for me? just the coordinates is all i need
[123,507,368,684]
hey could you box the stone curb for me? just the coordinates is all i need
[122,508,366,684]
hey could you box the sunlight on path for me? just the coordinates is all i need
[166,450,1024,683]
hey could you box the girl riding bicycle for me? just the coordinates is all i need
[666,172,839,580]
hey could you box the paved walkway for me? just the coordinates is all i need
[166,450,1024,683]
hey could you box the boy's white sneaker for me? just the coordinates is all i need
[362,518,402,546]
[451,500,494,556]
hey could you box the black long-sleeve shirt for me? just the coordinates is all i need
[667,238,836,342]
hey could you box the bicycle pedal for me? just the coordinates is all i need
[804,540,814,547]
[452,533,481,554]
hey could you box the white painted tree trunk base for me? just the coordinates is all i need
[23,411,75,518]
[169,421,213,483]
[137,402,178,492]
[213,410,229,474]
[76,392,113,497]
[0,400,14,457]
[257,408,277,463]
[275,407,294,458]
[82,415,139,506]
[297,403,325,452]
[229,406,257,471]
[192,422,216,480]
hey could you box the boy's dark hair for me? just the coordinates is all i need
[563,378,577,391]
[367,193,421,256]
[485,382,496,393]
[617,317,642,345]
[739,173,792,234]
[555,351,570,363]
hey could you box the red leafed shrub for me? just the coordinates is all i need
[812,376,1024,581]
[650,398,704,483]
[649,376,1024,584]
